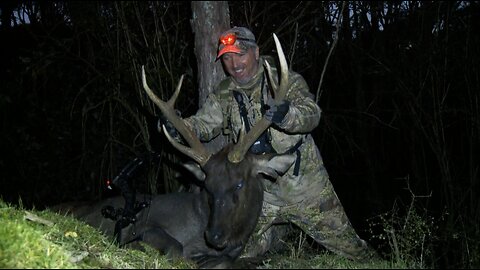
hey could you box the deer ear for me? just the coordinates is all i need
[256,154,296,180]
[182,161,206,181]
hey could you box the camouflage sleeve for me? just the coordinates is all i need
[277,71,321,133]
[183,93,224,142]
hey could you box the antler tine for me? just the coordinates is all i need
[142,66,211,166]
[265,34,289,100]
[167,73,183,108]
[162,125,210,165]
[228,33,289,163]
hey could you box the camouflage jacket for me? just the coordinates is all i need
[185,56,328,208]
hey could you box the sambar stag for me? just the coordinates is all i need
[55,34,293,268]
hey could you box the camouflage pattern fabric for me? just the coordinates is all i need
[184,56,375,260]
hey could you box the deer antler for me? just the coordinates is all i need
[141,68,211,166]
[228,33,289,163]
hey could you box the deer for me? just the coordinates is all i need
[54,34,294,269]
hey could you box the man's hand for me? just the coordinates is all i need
[265,99,290,125]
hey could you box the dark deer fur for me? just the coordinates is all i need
[54,147,294,268]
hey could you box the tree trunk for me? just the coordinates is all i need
[191,1,230,152]
[191,1,230,105]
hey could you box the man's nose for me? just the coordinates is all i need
[231,56,241,68]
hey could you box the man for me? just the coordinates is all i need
[167,26,375,261]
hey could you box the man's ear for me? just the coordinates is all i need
[255,46,260,60]
[182,161,206,181]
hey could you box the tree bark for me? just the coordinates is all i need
[191,1,230,105]
[191,1,230,152]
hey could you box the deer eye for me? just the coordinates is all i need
[235,181,244,191]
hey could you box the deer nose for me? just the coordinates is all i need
[205,229,226,249]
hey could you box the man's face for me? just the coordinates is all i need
[221,47,259,85]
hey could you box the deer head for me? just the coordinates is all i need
[141,33,289,166]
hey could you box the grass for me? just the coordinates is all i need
[258,253,410,269]
[0,199,194,269]
[0,198,414,269]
